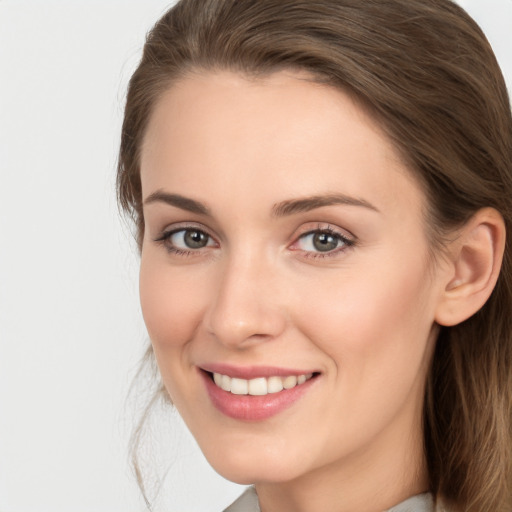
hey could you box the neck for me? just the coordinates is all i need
[255,406,429,512]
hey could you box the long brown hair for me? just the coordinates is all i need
[117,1,512,510]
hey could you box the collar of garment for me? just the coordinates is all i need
[223,486,440,512]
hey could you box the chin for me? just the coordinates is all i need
[212,462,300,486]
[201,443,308,485]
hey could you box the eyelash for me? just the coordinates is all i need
[154,224,216,257]
[153,224,356,259]
[292,225,355,260]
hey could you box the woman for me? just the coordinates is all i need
[117,0,512,510]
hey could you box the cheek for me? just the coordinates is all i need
[283,254,438,458]
[139,254,207,353]
[293,251,436,377]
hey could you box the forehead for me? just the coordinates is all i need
[140,70,425,219]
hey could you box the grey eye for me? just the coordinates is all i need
[312,232,339,252]
[184,230,209,248]
[296,230,348,253]
[170,229,212,249]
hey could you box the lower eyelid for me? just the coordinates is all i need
[155,227,218,255]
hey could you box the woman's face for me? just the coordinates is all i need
[139,71,447,485]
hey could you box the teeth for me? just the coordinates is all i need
[248,377,267,396]
[221,374,231,392]
[267,376,283,393]
[230,378,248,395]
[283,375,297,389]
[212,372,314,396]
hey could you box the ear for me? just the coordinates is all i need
[435,207,506,327]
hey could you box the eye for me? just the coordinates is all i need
[292,227,355,257]
[172,229,211,249]
[155,227,216,254]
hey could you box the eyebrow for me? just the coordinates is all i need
[143,190,210,216]
[143,190,379,217]
[271,194,379,217]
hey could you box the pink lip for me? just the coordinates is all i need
[199,367,319,421]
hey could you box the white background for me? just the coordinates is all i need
[0,1,510,511]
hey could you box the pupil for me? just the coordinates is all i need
[185,230,208,248]
[313,232,338,252]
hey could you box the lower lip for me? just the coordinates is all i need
[200,370,317,421]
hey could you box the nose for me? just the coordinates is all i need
[204,252,287,349]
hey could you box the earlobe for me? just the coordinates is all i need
[435,208,506,327]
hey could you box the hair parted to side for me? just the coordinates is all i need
[117,0,512,510]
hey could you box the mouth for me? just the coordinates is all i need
[212,371,315,396]
[199,367,320,421]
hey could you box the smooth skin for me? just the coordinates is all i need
[138,71,505,512]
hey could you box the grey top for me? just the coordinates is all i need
[224,487,439,512]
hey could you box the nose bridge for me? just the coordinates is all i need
[206,245,285,348]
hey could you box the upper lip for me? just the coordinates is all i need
[199,363,319,380]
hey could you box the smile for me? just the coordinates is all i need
[200,367,319,421]
[213,372,314,396]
